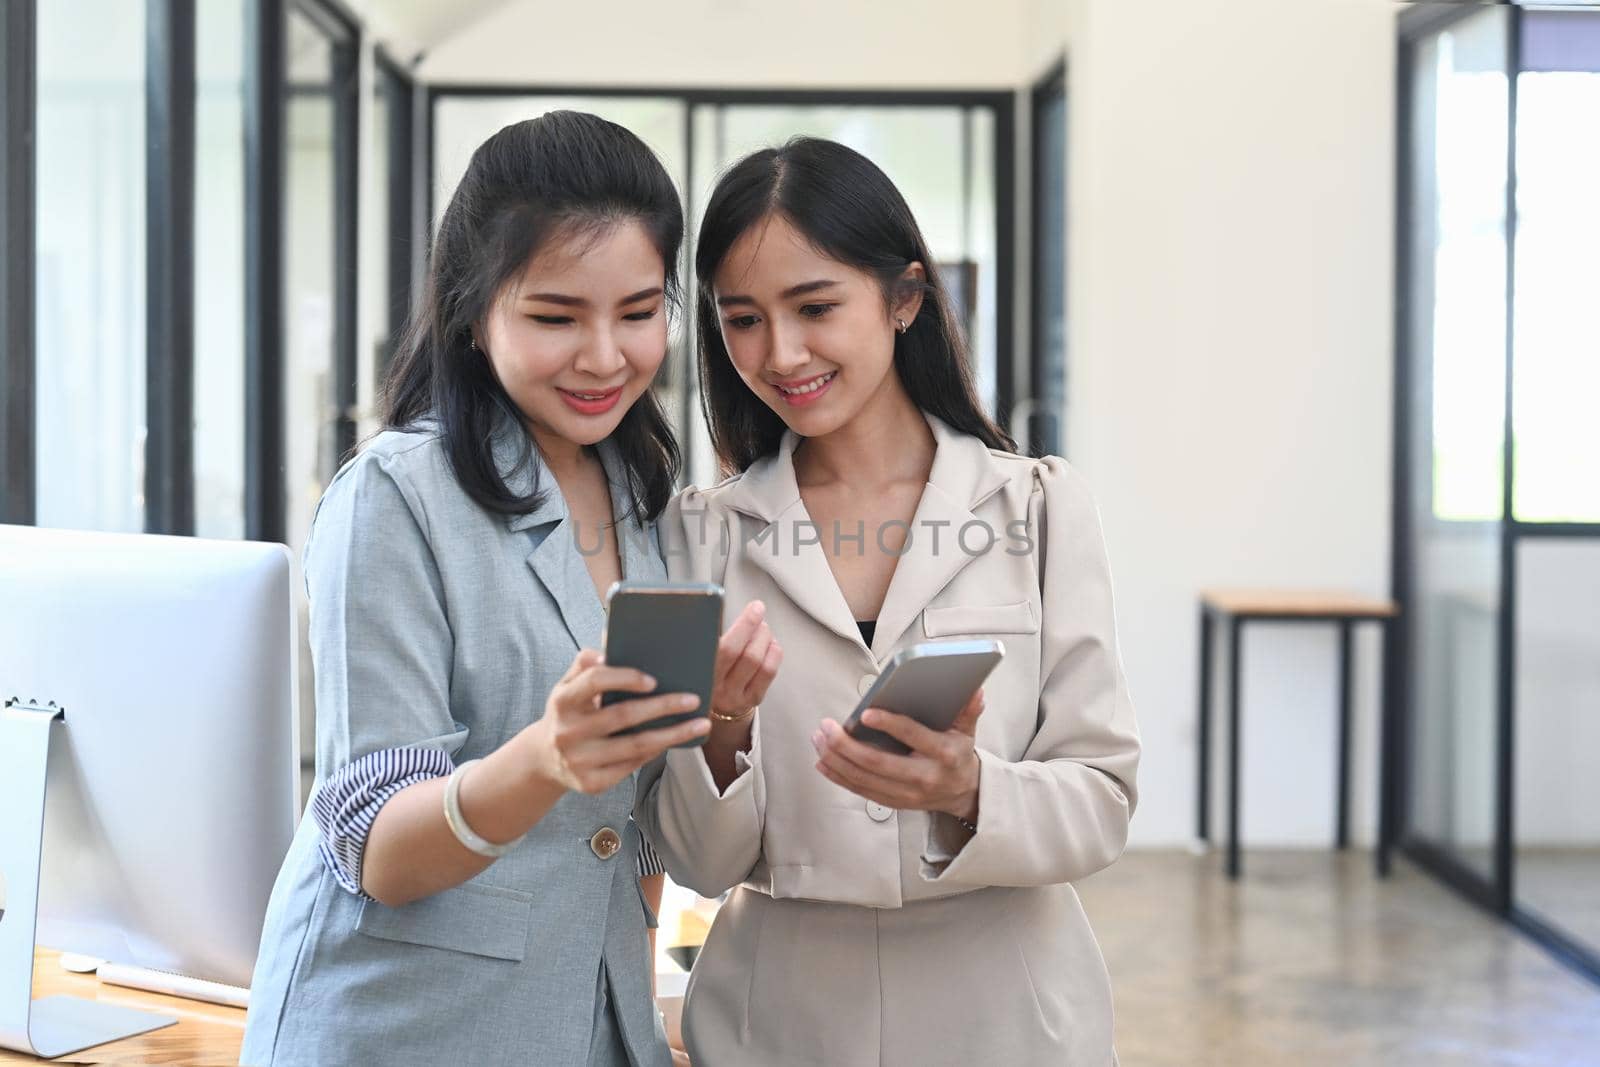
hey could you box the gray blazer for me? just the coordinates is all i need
[242,425,671,1067]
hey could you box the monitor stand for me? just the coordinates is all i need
[0,699,177,1057]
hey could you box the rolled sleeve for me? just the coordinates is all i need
[301,445,471,896]
[311,746,454,898]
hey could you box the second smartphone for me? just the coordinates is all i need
[602,581,724,747]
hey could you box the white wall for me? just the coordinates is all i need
[1024,0,1069,80]
[418,0,1027,87]
[1062,0,1400,847]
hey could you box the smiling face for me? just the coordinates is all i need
[711,213,923,438]
[477,219,669,451]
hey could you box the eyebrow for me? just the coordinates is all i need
[520,286,663,308]
[716,279,841,308]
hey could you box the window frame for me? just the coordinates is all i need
[0,0,36,525]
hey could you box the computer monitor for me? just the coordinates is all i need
[0,525,300,1056]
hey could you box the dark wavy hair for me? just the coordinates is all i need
[694,136,1014,473]
[382,110,683,521]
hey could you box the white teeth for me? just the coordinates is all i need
[778,372,836,396]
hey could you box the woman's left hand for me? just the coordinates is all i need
[810,691,985,824]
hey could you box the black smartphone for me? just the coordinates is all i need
[601,581,724,747]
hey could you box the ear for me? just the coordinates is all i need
[891,262,927,332]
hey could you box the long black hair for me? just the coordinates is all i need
[382,110,683,521]
[694,136,1014,473]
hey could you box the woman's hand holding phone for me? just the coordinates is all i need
[522,648,712,796]
[811,690,986,823]
[698,600,782,791]
[709,600,782,729]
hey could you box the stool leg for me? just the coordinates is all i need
[1336,620,1353,850]
[1198,607,1214,843]
[1227,616,1243,879]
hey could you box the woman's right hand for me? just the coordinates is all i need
[711,600,782,719]
[523,648,711,795]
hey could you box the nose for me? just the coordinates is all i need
[573,322,626,379]
[766,318,809,377]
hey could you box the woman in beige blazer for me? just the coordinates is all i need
[637,137,1140,1066]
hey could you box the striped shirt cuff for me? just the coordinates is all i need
[636,831,666,878]
[312,746,454,900]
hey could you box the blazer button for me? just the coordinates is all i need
[590,827,622,860]
[866,801,894,822]
[857,674,877,697]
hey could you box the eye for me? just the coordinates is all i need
[799,303,835,319]
[530,315,574,326]
[724,314,761,330]
[622,308,659,322]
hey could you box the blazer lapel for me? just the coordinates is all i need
[526,518,607,651]
[749,498,868,651]
[597,439,665,584]
[867,416,1012,657]
[723,433,867,651]
[496,422,606,651]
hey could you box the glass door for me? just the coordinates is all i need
[284,0,357,793]
[1509,8,1600,967]
[1398,3,1511,899]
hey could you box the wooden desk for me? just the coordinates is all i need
[4,930,711,1064]
[1196,589,1400,880]
[1199,589,1400,620]
[0,950,244,1066]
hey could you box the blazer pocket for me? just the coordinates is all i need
[356,880,533,961]
[922,600,1039,638]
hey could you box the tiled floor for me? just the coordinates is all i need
[1077,850,1600,1067]
[1519,849,1600,959]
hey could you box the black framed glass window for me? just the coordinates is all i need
[282,0,358,788]
[428,87,1015,487]
[283,1,356,559]
[34,0,149,533]
[1029,60,1066,459]
[1399,3,1509,892]
[195,0,247,538]
[1,1,36,525]
[1397,2,1600,986]
[694,101,1004,426]
[1509,13,1600,524]
[374,50,414,386]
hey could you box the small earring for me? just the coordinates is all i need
[895,318,909,334]
[469,338,479,352]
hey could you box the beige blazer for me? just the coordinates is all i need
[635,414,1140,1064]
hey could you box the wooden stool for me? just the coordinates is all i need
[1196,590,1400,879]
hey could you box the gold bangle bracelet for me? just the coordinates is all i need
[708,705,756,724]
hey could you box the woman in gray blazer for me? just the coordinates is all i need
[638,138,1140,1065]
[241,113,777,1067]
